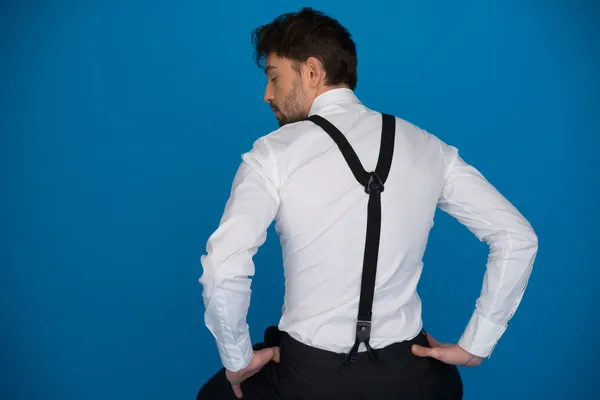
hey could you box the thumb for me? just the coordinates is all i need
[231,384,243,399]
[412,344,442,360]
[272,346,281,363]
[256,347,278,365]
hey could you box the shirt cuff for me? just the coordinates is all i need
[215,328,254,372]
[457,310,508,358]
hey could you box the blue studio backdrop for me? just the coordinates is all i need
[1,1,598,399]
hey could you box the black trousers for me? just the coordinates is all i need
[197,326,463,400]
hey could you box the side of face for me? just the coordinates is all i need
[263,53,313,127]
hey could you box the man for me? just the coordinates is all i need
[197,7,538,400]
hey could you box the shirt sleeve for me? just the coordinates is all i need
[198,136,280,371]
[436,142,538,358]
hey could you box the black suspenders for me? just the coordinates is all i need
[307,113,396,365]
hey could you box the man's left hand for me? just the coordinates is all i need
[225,347,281,398]
[411,332,484,367]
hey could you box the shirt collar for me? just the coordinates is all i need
[308,88,362,116]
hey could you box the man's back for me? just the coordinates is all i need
[259,88,452,354]
[198,9,537,399]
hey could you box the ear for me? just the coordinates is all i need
[305,56,325,88]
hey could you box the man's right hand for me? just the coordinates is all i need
[225,347,281,398]
[411,332,484,367]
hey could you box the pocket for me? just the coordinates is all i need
[397,332,435,398]
[413,328,433,349]
[263,325,283,347]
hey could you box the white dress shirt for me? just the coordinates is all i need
[199,88,538,372]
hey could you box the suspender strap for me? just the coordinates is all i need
[307,113,396,365]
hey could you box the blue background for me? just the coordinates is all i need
[1,1,598,399]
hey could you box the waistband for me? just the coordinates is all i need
[278,329,429,368]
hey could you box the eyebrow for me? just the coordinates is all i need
[264,65,277,75]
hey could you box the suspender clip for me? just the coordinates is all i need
[342,319,380,366]
[356,319,372,343]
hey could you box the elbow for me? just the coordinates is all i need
[486,224,538,254]
[199,255,211,284]
[517,226,538,273]
[199,255,217,300]
[525,226,539,255]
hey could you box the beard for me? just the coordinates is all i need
[272,77,309,127]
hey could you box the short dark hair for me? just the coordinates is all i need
[251,8,358,90]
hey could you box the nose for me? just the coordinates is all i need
[263,83,274,104]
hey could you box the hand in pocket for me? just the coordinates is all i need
[411,332,483,367]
